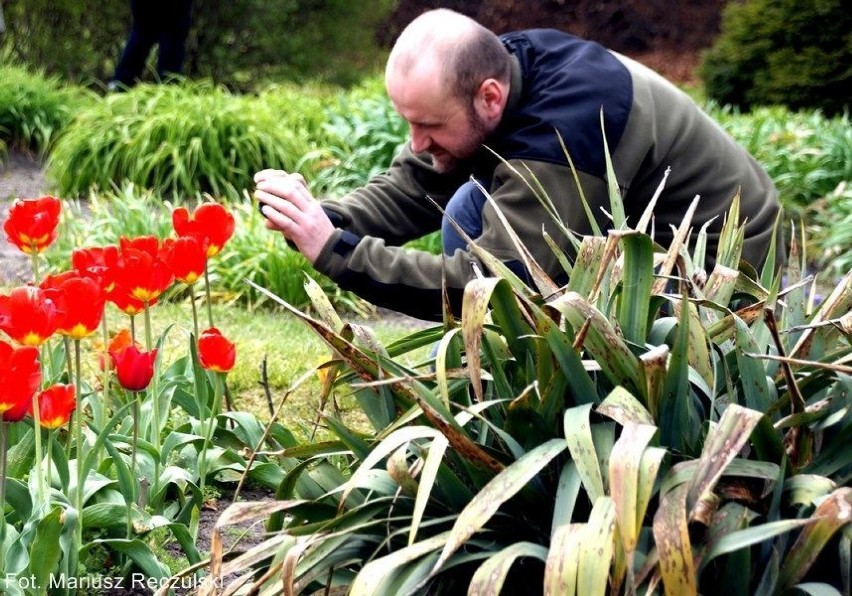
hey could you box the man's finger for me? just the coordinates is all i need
[256,175,314,211]
[255,189,305,222]
[253,169,288,183]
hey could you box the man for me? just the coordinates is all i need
[255,9,781,321]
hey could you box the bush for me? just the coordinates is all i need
[707,104,852,213]
[304,80,408,198]
[706,104,852,272]
[46,82,327,201]
[815,182,852,277]
[0,64,94,155]
[700,0,851,115]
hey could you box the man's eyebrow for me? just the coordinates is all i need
[409,119,441,127]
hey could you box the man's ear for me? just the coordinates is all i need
[476,78,505,120]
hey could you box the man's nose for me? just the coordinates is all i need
[410,127,430,153]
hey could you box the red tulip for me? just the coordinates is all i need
[37,384,76,429]
[2,396,33,423]
[112,237,174,304]
[119,235,160,258]
[0,286,62,346]
[38,270,78,291]
[197,327,236,373]
[41,274,105,340]
[72,245,119,292]
[173,203,235,257]
[111,345,157,392]
[3,196,62,254]
[107,290,149,316]
[161,236,207,285]
[0,340,41,421]
[98,328,138,372]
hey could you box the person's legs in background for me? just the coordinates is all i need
[111,0,157,88]
[441,180,488,256]
[156,0,193,82]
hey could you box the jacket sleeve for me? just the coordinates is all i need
[312,153,611,320]
[321,144,468,246]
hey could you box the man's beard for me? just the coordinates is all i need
[430,111,489,174]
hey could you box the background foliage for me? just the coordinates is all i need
[0,65,93,155]
[700,0,852,115]
[0,0,394,88]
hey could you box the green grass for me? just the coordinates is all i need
[105,299,429,434]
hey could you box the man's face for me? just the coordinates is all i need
[387,71,491,173]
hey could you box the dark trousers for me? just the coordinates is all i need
[441,180,488,255]
[112,0,193,86]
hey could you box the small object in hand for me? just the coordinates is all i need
[258,200,270,219]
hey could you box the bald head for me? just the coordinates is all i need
[386,9,511,104]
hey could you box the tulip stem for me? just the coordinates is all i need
[98,316,110,462]
[143,301,153,353]
[190,286,200,340]
[143,301,161,501]
[203,266,214,328]
[0,420,7,576]
[130,314,136,345]
[128,389,139,541]
[31,251,40,284]
[199,372,223,502]
[62,337,75,463]
[46,431,54,492]
[74,339,84,552]
[31,382,46,509]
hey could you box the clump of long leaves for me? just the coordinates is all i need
[45,82,325,201]
[205,158,851,594]
[0,64,93,155]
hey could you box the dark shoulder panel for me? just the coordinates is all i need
[497,29,633,177]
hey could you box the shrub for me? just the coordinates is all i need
[46,82,325,201]
[302,81,408,198]
[700,0,851,115]
[815,181,852,277]
[707,105,852,212]
[707,104,852,272]
[0,64,94,155]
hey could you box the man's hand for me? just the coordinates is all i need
[253,170,335,264]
